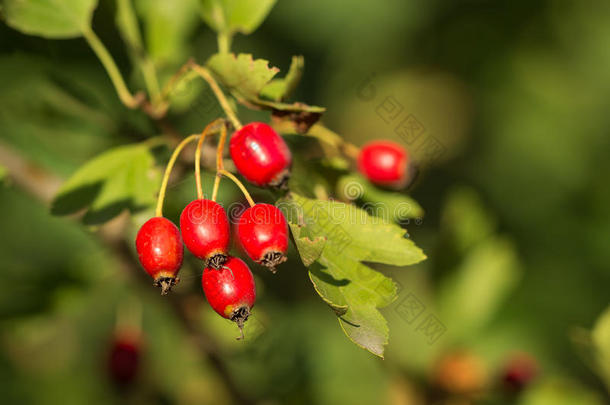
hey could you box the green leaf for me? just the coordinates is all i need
[438,237,520,340]
[206,52,325,122]
[3,0,98,38]
[288,223,326,267]
[279,193,426,357]
[200,0,277,35]
[337,174,424,221]
[260,55,304,101]
[0,165,6,181]
[51,142,160,224]
[135,0,200,64]
[592,305,610,391]
[518,378,605,405]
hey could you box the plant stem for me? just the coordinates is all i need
[190,62,242,130]
[218,170,255,207]
[217,32,232,54]
[196,119,225,199]
[211,123,228,202]
[82,26,140,108]
[156,134,200,217]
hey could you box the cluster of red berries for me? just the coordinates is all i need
[135,119,412,336]
[135,122,290,336]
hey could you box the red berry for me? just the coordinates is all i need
[135,217,183,295]
[358,140,411,189]
[180,199,230,269]
[502,353,538,392]
[107,333,141,387]
[229,122,292,187]
[237,203,288,272]
[201,257,256,339]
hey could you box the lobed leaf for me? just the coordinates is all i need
[279,192,425,357]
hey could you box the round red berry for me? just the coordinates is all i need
[237,203,288,272]
[135,217,183,295]
[358,140,411,189]
[502,353,538,392]
[180,199,230,269]
[108,333,141,387]
[229,122,292,187]
[201,257,256,338]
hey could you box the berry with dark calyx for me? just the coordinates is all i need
[135,217,183,295]
[229,122,292,188]
[502,353,538,393]
[107,331,141,388]
[201,257,256,339]
[237,203,288,272]
[358,140,412,189]
[180,199,230,269]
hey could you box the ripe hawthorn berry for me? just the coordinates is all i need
[180,199,230,269]
[135,217,183,295]
[229,122,292,188]
[237,203,288,272]
[358,140,412,189]
[201,256,256,339]
[107,332,141,388]
[502,353,538,393]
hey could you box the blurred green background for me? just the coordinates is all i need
[0,0,609,404]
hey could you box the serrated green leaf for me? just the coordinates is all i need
[52,142,160,224]
[337,174,424,221]
[207,52,279,98]
[279,192,425,357]
[592,305,610,391]
[3,0,98,38]
[206,52,325,121]
[260,55,304,101]
[288,222,326,266]
[200,0,277,35]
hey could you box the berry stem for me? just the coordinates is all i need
[218,169,255,207]
[189,62,243,130]
[82,26,141,109]
[156,134,200,217]
[196,119,225,200]
[211,123,228,202]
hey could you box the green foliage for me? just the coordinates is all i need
[200,0,277,36]
[207,52,325,114]
[260,55,304,101]
[519,378,605,405]
[51,142,160,224]
[135,0,200,65]
[591,306,610,392]
[336,173,424,221]
[3,0,98,38]
[280,192,426,357]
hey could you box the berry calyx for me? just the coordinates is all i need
[229,122,292,187]
[201,257,256,339]
[358,140,411,189]
[180,199,230,269]
[237,203,288,272]
[135,217,183,295]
